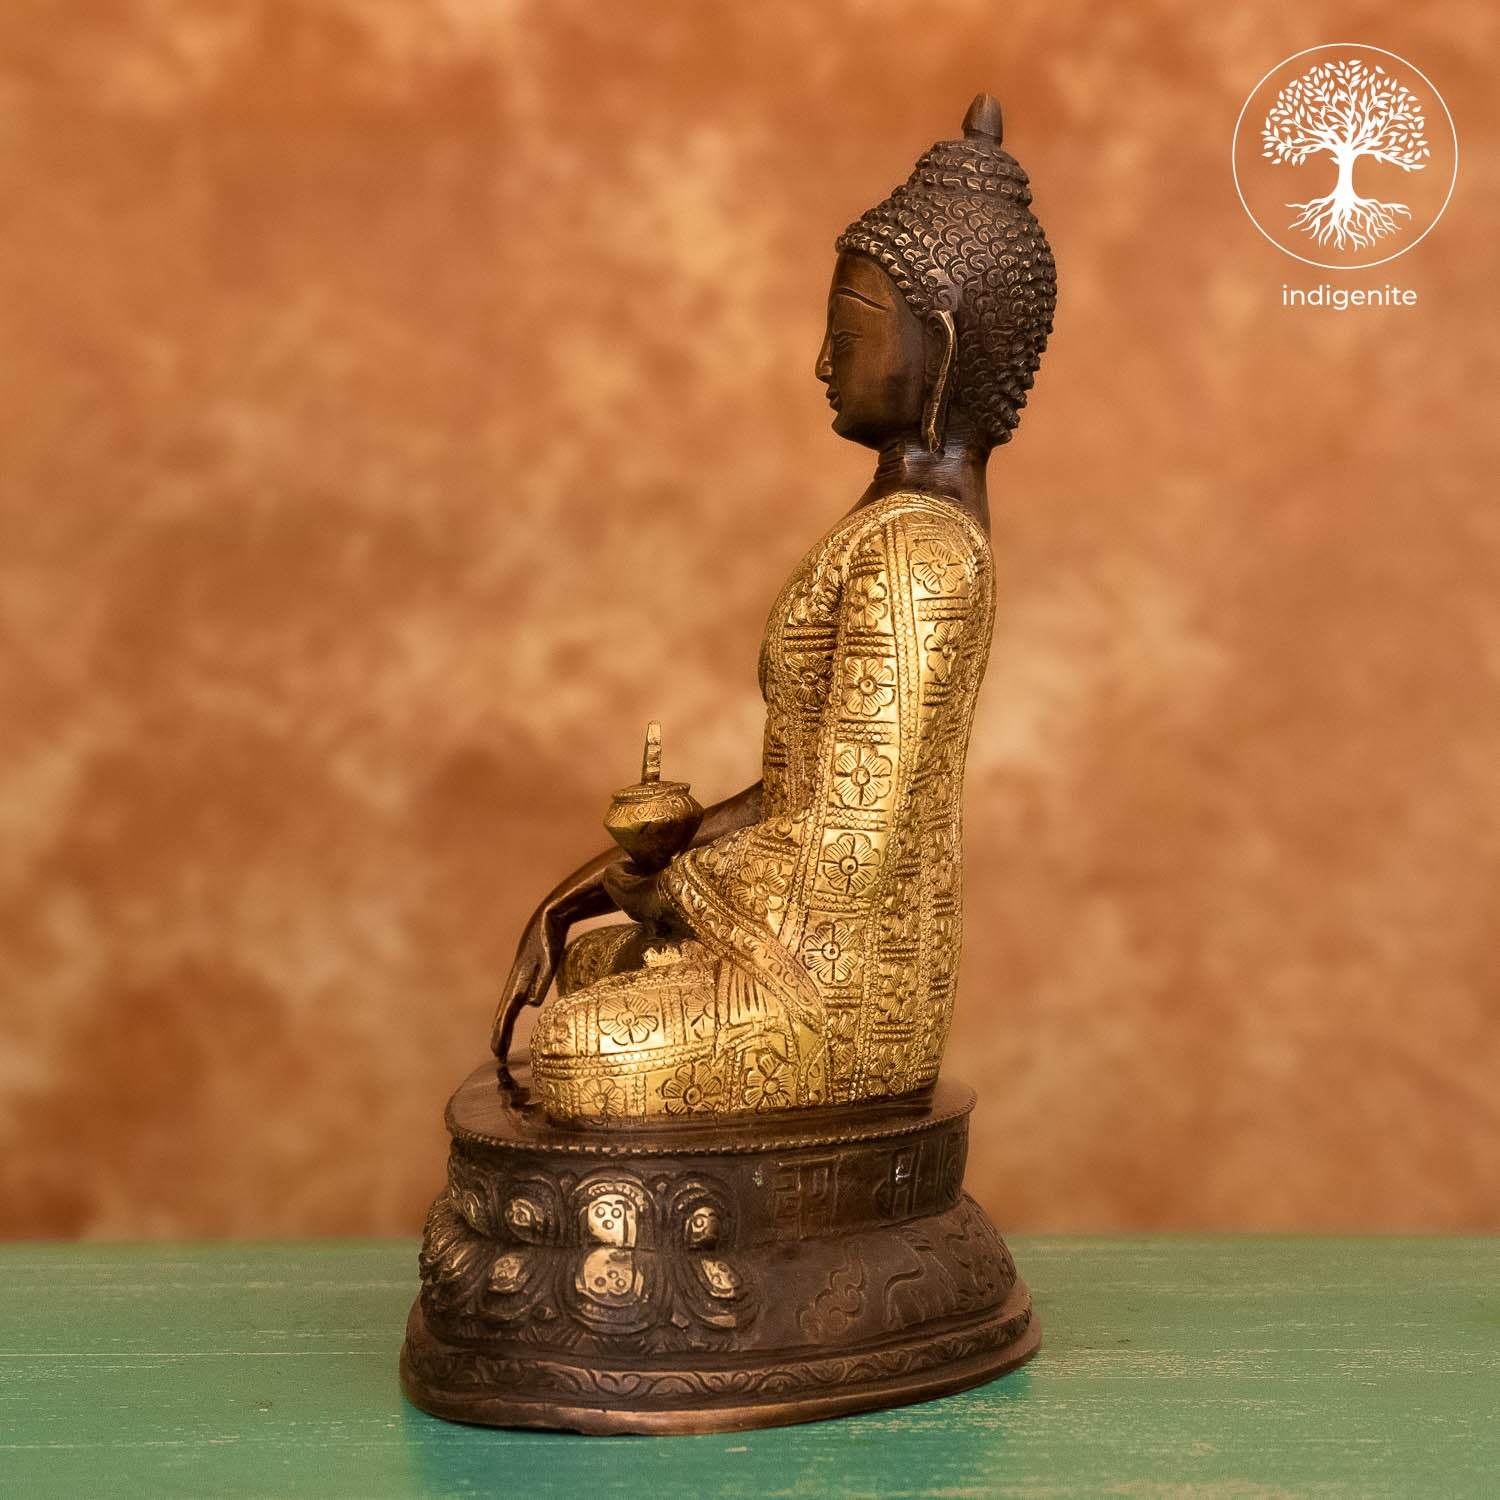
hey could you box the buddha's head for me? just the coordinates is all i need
[817,93,1056,455]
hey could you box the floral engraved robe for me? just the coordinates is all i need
[531,492,995,1122]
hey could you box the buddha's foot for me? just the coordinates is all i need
[530,941,829,1123]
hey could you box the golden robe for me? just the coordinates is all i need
[531,491,995,1122]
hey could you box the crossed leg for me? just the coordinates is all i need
[531,930,827,1123]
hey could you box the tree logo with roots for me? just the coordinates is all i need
[1264,60,1426,251]
[1233,46,1456,270]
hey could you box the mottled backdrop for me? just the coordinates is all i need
[1,1,1496,1238]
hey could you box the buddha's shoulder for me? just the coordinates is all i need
[850,491,992,559]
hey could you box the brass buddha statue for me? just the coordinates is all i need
[405,91,1059,1435]
[492,93,1056,1125]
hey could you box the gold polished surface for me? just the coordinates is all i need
[533,493,994,1120]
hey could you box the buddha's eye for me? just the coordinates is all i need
[833,330,860,348]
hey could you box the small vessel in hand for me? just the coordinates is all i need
[602,721,703,874]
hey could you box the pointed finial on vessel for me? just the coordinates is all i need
[962,92,1003,143]
[641,721,662,784]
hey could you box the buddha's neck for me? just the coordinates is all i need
[860,430,991,528]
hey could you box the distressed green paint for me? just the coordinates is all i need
[1,1238,1494,1497]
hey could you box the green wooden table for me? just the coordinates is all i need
[1,1237,1494,1497]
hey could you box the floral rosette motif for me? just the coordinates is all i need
[819,832,878,898]
[924,620,963,682]
[800,918,859,986]
[832,744,893,809]
[845,573,889,629]
[742,1049,791,1110]
[659,1061,726,1116]
[841,658,897,716]
[598,993,661,1049]
[909,538,969,596]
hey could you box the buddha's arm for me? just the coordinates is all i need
[489,780,764,1058]
[693,779,764,844]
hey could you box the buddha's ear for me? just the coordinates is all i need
[921,309,956,454]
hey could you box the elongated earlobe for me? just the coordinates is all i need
[922,310,956,453]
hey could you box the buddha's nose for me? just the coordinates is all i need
[814,334,833,384]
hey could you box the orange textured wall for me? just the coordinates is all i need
[1,1,1497,1238]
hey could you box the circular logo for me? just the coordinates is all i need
[1232,44,1457,269]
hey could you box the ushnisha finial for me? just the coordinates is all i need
[962,92,1004,143]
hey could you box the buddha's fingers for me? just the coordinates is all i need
[490,958,541,1059]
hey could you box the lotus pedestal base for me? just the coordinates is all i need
[399,1061,1038,1434]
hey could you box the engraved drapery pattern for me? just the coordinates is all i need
[668,491,995,1100]
[532,492,994,1120]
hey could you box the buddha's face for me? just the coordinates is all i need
[816,251,928,448]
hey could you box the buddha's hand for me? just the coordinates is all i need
[600,863,675,928]
[489,904,566,1059]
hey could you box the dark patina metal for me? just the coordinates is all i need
[401,1065,1036,1433]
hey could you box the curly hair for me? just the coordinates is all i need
[835,95,1056,448]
